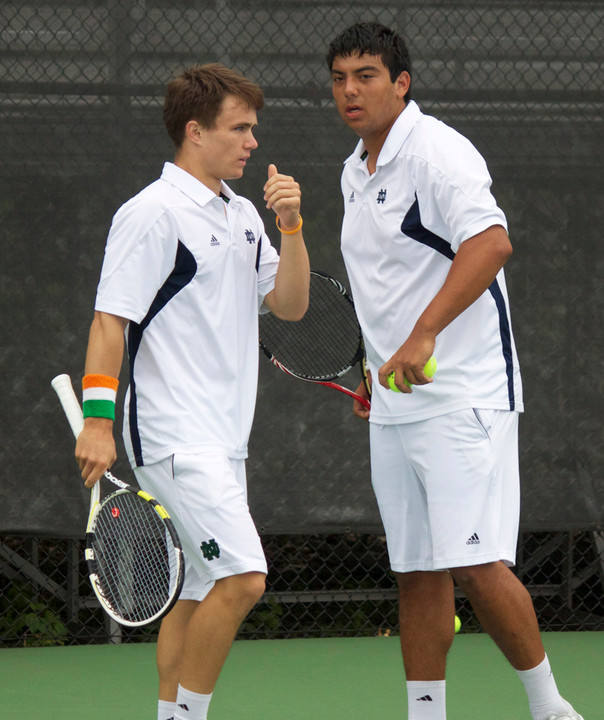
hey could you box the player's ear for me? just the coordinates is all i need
[394,71,411,100]
[185,119,205,146]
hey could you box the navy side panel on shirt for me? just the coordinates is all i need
[401,196,456,261]
[401,196,516,410]
[255,234,262,272]
[128,240,198,466]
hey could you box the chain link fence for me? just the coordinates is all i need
[2,531,604,647]
[1,1,603,646]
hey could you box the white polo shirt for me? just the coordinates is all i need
[340,101,523,424]
[95,162,280,466]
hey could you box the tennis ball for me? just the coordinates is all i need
[424,355,438,378]
[386,372,399,392]
[454,615,461,634]
[387,356,437,392]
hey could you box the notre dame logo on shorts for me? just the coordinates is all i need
[200,538,221,561]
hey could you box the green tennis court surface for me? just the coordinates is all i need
[1,632,601,718]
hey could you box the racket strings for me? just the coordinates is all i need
[260,273,362,380]
[89,491,180,624]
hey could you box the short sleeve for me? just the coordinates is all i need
[95,200,179,323]
[413,127,507,253]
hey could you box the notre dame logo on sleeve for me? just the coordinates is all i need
[200,538,221,561]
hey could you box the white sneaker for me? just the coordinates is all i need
[544,713,584,720]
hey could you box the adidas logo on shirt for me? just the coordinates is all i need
[466,533,481,545]
[210,235,220,246]
[416,695,433,701]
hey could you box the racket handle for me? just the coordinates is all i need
[51,374,85,438]
[320,381,371,410]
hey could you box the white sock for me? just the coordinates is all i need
[174,685,213,720]
[516,654,574,720]
[158,699,176,720]
[407,680,446,720]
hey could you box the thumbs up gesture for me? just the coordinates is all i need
[263,163,302,233]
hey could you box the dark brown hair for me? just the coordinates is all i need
[163,63,264,147]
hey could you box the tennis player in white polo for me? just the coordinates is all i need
[74,64,309,720]
[327,22,583,720]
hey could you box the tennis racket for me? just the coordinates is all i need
[259,270,371,409]
[51,374,184,627]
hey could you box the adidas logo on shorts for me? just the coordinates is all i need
[416,695,433,701]
[466,533,481,545]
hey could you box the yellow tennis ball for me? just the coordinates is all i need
[386,372,399,392]
[454,615,461,634]
[424,355,438,378]
[387,356,437,392]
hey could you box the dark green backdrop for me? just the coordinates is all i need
[1,0,602,536]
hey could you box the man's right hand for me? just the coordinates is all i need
[353,370,372,422]
[75,417,117,488]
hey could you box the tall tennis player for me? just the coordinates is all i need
[326,22,583,720]
[73,64,309,720]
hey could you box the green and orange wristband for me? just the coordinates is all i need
[82,374,119,421]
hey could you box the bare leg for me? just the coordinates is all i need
[395,570,456,680]
[157,599,199,701]
[450,561,545,670]
[178,571,266,694]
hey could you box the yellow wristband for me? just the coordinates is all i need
[276,215,303,235]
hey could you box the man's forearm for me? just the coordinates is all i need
[265,234,310,321]
[84,311,129,377]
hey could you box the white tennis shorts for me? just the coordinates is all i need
[134,450,267,601]
[370,408,520,573]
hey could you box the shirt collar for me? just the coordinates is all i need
[160,162,239,206]
[344,100,422,170]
